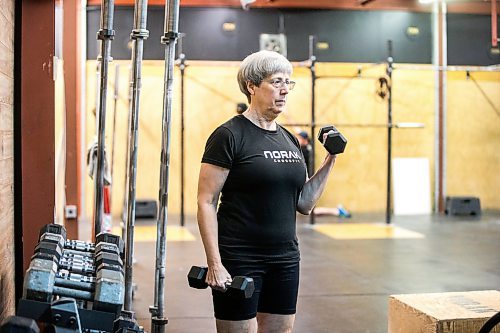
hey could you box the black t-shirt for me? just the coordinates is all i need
[202,115,307,263]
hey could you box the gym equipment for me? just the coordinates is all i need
[0,316,39,333]
[134,199,158,219]
[150,0,181,331]
[317,125,347,155]
[93,0,116,236]
[123,0,150,315]
[445,196,481,216]
[187,266,255,299]
[23,224,125,315]
[479,311,500,333]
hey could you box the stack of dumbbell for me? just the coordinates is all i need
[20,223,126,327]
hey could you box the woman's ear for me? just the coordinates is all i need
[246,81,256,96]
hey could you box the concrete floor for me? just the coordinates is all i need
[106,212,500,333]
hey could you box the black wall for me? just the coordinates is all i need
[86,6,499,65]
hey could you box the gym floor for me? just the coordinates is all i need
[99,212,500,332]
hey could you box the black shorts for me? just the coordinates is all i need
[212,260,300,321]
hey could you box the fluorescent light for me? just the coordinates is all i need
[419,0,434,4]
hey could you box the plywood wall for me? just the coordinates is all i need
[0,0,15,322]
[446,71,500,206]
[84,60,499,219]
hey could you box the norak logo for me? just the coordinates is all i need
[263,150,302,163]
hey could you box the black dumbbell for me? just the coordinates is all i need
[0,316,40,333]
[39,224,67,242]
[96,232,125,260]
[317,125,347,155]
[187,266,255,299]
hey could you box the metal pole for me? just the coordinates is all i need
[151,0,180,331]
[308,35,317,225]
[385,40,393,224]
[178,36,186,227]
[124,0,149,311]
[121,65,133,241]
[433,0,447,214]
[93,0,115,238]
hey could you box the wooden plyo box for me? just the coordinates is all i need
[388,290,500,333]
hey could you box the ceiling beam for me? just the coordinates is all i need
[85,0,497,15]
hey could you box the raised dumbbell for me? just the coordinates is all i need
[317,125,347,155]
[187,266,255,299]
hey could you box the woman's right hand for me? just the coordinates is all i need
[206,263,232,292]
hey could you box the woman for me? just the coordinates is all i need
[197,50,337,333]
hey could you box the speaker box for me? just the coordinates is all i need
[445,196,481,216]
[135,200,158,219]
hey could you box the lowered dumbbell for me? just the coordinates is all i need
[317,125,347,155]
[188,266,255,299]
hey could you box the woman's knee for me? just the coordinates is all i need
[256,313,295,333]
[216,318,257,333]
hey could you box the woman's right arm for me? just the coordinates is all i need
[197,162,231,290]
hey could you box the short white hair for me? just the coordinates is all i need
[237,50,293,103]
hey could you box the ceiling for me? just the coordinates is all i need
[86,0,497,15]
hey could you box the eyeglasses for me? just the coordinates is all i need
[266,78,296,90]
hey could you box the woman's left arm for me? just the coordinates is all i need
[297,153,336,215]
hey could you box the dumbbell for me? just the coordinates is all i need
[96,232,125,260]
[58,258,96,275]
[187,266,255,299]
[22,252,58,302]
[23,253,124,314]
[0,316,40,333]
[55,270,96,291]
[93,262,125,314]
[317,125,347,155]
[61,251,94,264]
[65,239,95,252]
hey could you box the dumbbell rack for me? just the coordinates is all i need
[17,224,140,332]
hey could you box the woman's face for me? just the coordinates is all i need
[248,72,293,118]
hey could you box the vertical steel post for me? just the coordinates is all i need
[178,36,186,227]
[385,40,393,225]
[93,0,115,238]
[308,35,317,225]
[124,0,149,311]
[150,0,180,331]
